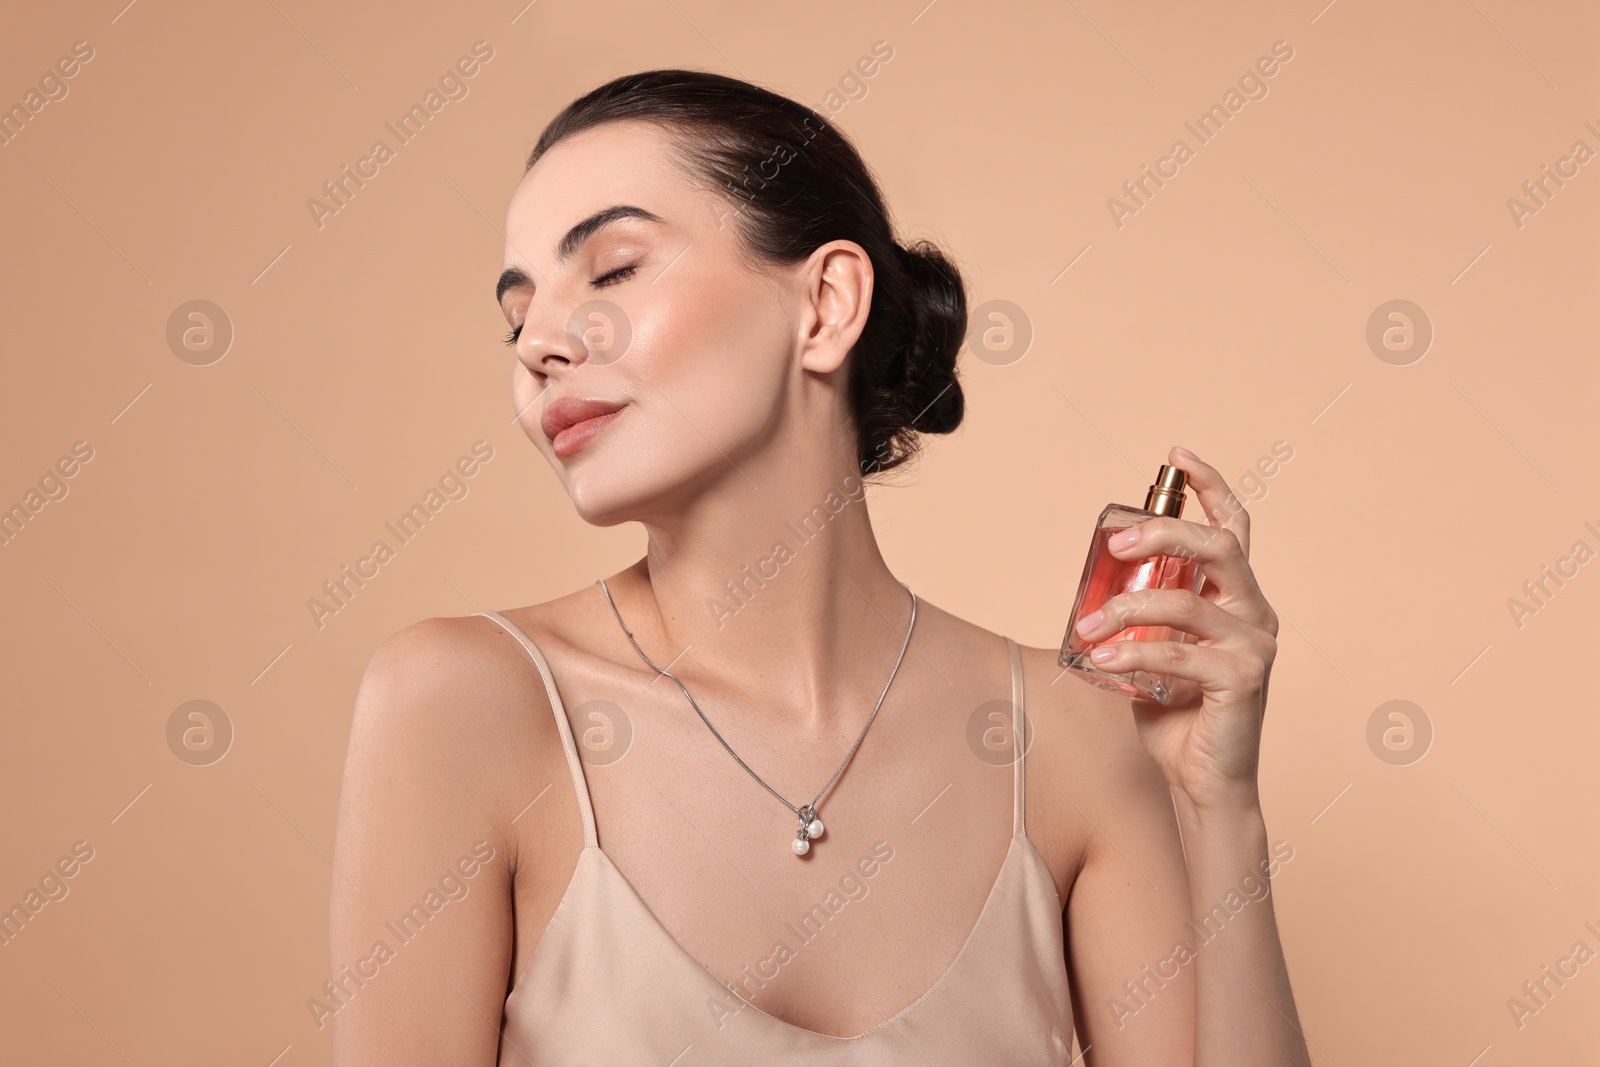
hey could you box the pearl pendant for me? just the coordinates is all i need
[792,805,824,856]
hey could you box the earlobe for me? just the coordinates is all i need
[799,241,873,375]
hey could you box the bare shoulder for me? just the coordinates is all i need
[903,600,1158,797]
[342,610,574,875]
[326,611,584,1059]
[923,602,1172,903]
[1010,636,1172,818]
[353,613,547,760]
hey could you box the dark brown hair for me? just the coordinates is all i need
[525,68,966,479]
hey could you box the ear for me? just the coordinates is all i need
[797,240,873,376]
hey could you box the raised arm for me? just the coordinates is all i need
[1063,446,1312,1066]
[327,616,529,1065]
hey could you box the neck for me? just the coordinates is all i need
[604,451,915,734]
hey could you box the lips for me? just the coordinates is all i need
[541,396,626,458]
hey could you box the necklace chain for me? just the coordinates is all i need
[596,578,917,847]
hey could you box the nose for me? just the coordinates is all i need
[516,307,588,379]
[520,299,634,379]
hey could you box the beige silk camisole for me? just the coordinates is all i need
[477,609,1078,1065]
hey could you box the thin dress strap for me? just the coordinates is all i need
[1006,635,1026,839]
[477,609,599,849]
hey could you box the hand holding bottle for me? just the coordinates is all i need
[1068,446,1280,812]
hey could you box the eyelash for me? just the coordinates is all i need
[502,264,638,348]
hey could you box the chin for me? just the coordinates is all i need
[563,463,651,528]
[562,442,723,528]
[569,491,635,528]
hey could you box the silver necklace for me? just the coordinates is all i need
[596,578,917,857]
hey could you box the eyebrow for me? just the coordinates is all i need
[495,204,665,304]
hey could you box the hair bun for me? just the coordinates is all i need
[891,239,966,436]
[850,237,969,477]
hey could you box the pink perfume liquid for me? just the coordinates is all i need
[1059,477,1207,704]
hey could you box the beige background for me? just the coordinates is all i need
[2,0,1596,1062]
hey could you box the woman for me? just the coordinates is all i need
[329,68,1310,1065]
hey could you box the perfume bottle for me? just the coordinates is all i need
[1059,464,1207,704]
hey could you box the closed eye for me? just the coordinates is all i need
[592,264,637,288]
[502,264,638,347]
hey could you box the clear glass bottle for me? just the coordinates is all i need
[1058,464,1207,704]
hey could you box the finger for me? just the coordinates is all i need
[1074,585,1261,649]
[1104,515,1274,631]
[1167,446,1251,560]
[1085,636,1264,696]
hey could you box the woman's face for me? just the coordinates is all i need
[498,120,810,526]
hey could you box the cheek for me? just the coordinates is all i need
[553,266,796,524]
[624,280,788,439]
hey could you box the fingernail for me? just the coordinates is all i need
[1174,446,1200,460]
[1075,608,1104,636]
[1090,644,1118,663]
[1108,528,1140,551]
